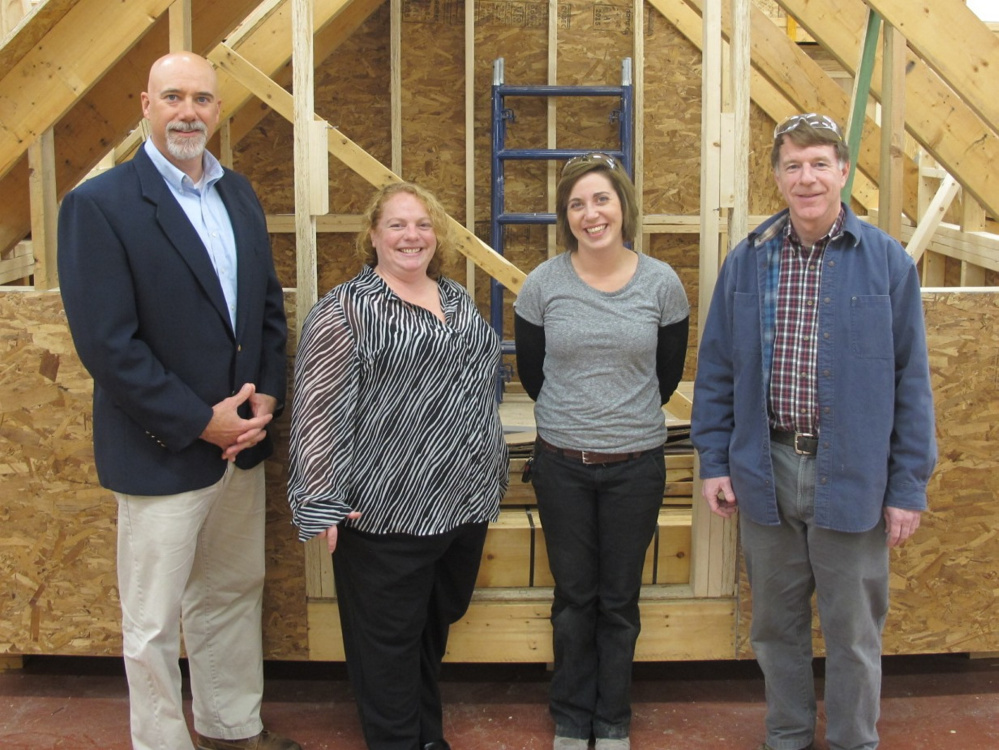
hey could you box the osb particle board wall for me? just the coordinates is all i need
[0,292,308,660]
[3,290,997,659]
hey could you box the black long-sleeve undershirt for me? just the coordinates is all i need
[514,312,690,405]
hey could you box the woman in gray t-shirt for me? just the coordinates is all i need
[514,154,689,750]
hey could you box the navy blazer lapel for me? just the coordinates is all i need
[133,147,234,335]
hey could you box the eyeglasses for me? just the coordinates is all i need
[773,113,843,141]
[562,152,619,176]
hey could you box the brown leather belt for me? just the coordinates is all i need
[770,429,818,456]
[536,436,660,466]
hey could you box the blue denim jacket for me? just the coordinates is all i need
[691,205,937,532]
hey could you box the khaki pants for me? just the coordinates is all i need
[115,463,266,750]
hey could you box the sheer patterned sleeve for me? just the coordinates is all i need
[287,292,359,541]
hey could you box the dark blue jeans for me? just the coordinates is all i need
[531,445,665,740]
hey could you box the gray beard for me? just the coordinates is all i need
[166,131,207,162]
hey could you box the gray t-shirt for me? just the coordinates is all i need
[514,251,689,452]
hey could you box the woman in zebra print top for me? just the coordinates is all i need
[287,182,508,750]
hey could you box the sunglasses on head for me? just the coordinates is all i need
[562,152,619,177]
[773,113,843,141]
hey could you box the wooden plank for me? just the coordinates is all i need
[878,23,905,239]
[632,0,644,253]
[209,44,528,293]
[961,193,987,233]
[921,250,946,287]
[266,213,364,233]
[464,0,475,292]
[291,0,324,600]
[27,129,57,290]
[169,0,192,51]
[0,0,266,255]
[904,176,960,263]
[960,262,986,287]
[389,0,401,175]
[656,509,693,584]
[0,0,78,77]
[728,0,750,249]
[778,0,999,222]
[0,241,33,285]
[866,0,999,135]
[0,0,174,182]
[477,510,533,588]
[307,594,738,662]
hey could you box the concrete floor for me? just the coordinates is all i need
[1,654,997,749]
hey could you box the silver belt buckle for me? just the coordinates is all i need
[794,432,817,455]
[581,450,596,465]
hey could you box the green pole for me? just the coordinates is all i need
[843,10,882,203]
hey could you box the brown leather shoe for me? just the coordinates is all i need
[197,729,302,750]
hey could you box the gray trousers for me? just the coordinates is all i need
[740,442,889,750]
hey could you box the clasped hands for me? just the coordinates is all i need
[200,382,277,461]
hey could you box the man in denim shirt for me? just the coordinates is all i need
[691,114,936,750]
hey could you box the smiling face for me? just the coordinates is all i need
[774,139,849,246]
[369,192,438,282]
[141,53,221,180]
[565,171,625,254]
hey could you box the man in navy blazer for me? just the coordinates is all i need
[58,53,299,750]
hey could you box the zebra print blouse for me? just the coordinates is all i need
[287,264,508,541]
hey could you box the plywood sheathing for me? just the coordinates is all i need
[0,292,308,660]
[737,292,999,658]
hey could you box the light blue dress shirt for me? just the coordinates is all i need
[144,139,238,329]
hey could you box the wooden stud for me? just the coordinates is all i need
[546,0,558,259]
[464,0,475,293]
[27,128,57,290]
[390,0,401,176]
[169,0,192,52]
[633,0,645,253]
[960,192,987,233]
[728,0,750,250]
[218,119,233,170]
[878,22,905,239]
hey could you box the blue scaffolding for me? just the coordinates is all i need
[490,57,634,397]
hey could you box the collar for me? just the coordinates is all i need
[143,139,225,192]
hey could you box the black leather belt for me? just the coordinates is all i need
[770,429,818,456]
[536,436,660,466]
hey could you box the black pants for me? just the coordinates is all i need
[333,521,489,750]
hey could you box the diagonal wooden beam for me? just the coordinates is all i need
[906,175,960,264]
[0,0,79,75]
[778,0,999,220]
[648,0,881,212]
[208,44,527,293]
[679,0,920,221]
[865,0,999,136]
[0,0,263,255]
[223,0,384,145]
[0,0,175,182]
